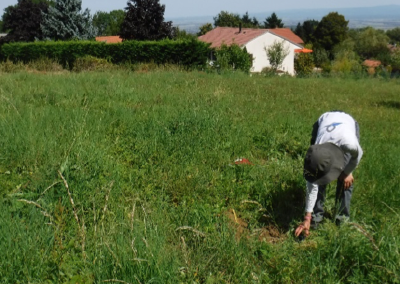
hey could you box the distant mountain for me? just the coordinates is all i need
[169,5,400,34]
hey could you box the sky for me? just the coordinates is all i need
[0,0,398,18]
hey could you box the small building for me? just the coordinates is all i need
[95,36,123,44]
[198,27,306,75]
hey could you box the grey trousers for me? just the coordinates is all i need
[311,170,353,223]
[312,119,360,224]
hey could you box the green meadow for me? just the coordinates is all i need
[0,70,399,283]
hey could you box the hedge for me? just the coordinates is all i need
[0,39,211,69]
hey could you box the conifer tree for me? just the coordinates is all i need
[120,0,173,41]
[263,12,284,29]
[41,0,97,40]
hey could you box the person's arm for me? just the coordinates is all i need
[295,182,318,237]
[295,213,312,237]
[305,181,318,212]
[339,143,361,189]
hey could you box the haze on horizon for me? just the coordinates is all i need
[0,0,398,18]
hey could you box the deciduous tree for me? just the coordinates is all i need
[1,0,49,43]
[41,0,97,40]
[301,20,319,43]
[387,27,400,44]
[391,48,400,71]
[213,11,259,29]
[93,9,125,36]
[120,0,173,41]
[172,27,196,40]
[265,40,289,71]
[213,11,241,27]
[352,27,390,60]
[312,12,348,52]
[197,23,213,36]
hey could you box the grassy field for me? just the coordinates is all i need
[0,70,399,283]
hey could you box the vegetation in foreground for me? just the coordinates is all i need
[0,70,399,283]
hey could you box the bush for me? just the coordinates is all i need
[391,48,400,72]
[26,57,64,72]
[212,44,253,73]
[313,48,330,68]
[294,53,314,76]
[0,60,25,73]
[260,66,277,76]
[331,50,362,74]
[72,55,115,72]
[265,41,289,72]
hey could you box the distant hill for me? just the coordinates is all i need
[169,5,400,34]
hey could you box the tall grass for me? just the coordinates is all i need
[0,71,399,283]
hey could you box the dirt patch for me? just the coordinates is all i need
[225,209,249,241]
[224,209,286,243]
[257,225,285,243]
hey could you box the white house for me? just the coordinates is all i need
[198,27,306,75]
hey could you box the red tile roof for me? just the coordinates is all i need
[363,60,381,68]
[198,27,303,48]
[269,28,304,45]
[198,27,266,48]
[95,36,123,44]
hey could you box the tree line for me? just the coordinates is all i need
[202,10,400,74]
[0,0,177,43]
[1,0,400,74]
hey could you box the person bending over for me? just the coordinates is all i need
[295,111,363,238]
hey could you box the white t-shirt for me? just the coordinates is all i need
[305,112,363,213]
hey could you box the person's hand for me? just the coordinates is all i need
[295,219,311,237]
[339,172,354,190]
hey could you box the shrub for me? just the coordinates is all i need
[213,44,253,73]
[331,50,362,74]
[265,40,289,72]
[72,55,115,72]
[294,53,314,76]
[391,48,400,72]
[313,48,330,68]
[25,57,64,72]
[0,59,25,73]
[260,66,277,76]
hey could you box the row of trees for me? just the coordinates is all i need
[0,0,97,42]
[2,1,400,74]
[206,10,400,74]
[293,13,400,73]
[197,11,284,36]
[0,0,175,43]
[212,11,284,29]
